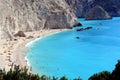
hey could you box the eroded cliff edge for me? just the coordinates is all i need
[66,0,120,19]
[0,0,79,39]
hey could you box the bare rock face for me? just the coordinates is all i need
[0,0,78,39]
[65,0,88,18]
[85,6,112,20]
[14,31,26,37]
[65,0,120,18]
[91,0,120,17]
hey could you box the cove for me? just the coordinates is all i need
[26,17,120,80]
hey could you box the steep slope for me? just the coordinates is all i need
[66,0,120,18]
[65,0,88,18]
[85,6,111,20]
[0,0,78,39]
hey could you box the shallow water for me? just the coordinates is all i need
[26,17,120,80]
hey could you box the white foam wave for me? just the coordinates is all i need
[25,56,30,67]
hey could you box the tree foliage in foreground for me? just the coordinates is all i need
[88,60,120,80]
[0,60,120,80]
[0,65,82,80]
[88,71,111,80]
[111,60,120,80]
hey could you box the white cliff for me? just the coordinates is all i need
[0,0,78,39]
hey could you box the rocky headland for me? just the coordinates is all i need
[65,0,120,19]
[85,6,112,20]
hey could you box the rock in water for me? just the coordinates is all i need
[76,36,80,39]
[85,6,112,20]
[73,22,82,27]
[0,0,79,39]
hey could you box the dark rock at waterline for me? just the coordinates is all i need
[76,27,92,31]
[73,22,82,27]
[76,36,80,39]
[14,31,26,37]
[85,6,112,20]
[86,27,93,30]
[76,28,84,31]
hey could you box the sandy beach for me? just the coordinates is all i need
[0,29,68,71]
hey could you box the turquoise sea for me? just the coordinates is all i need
[26,17,120,80]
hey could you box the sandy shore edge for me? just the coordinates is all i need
[0,29,68,71]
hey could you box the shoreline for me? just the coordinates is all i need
[0,29,68,71]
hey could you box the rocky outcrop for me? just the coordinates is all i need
[91,0,120,17]
[85,6,112,20]
[73,22,82,27]
[14,31,26,37]
[76,27,92,31]
[65,0,88,18]
[65,0,120,18]
[0,0,79,39]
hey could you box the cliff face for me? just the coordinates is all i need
[0,0,78,39]
[65,0,87,18]
[85,6,112,20]
[66,0,120,18]
[91,0,120,17]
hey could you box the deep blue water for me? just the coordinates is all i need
[26,17,120,80]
